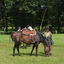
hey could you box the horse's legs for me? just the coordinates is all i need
[25,44,27,49]
[23,43,27,49]
[13,44,17,56]
[36,43,38,56]
[49,45,52,56]
[30,44,35,56]
[17,45,21,56]
[23,43,24,48]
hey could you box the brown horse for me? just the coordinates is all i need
[11,29,50,56]
[43,38,52,56]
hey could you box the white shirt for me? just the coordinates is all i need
[44,31,51,38]
[17,30,21,31]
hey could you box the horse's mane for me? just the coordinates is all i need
[37,31,45,42]
[37,31,49,46]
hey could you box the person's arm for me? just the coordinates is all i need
[49,32,52,37]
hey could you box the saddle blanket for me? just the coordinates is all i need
[23,29,36,39]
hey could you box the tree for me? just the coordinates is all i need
[0,0,64,33]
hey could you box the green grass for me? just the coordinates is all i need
[0,34,64,64]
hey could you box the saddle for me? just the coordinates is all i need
[23,29,36,40]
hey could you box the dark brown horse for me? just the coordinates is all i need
[11,29,51,56]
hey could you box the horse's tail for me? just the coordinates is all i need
[11,32,18,44]
[11,32,15,41]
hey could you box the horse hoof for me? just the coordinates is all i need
[50,55,52,57]
[13,55,15,56]
[50,54,52,57]
[36,54,38,56]
[30,54,32,56]
[46,55,49,57]
[19,55,21,56]
[25,47,27,49]
[23,47,24,49]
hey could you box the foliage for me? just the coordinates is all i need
[0,0,64,32]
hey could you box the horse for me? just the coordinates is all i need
[44,38,52,56]
[11,28,50,56]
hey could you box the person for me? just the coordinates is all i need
[17,27,21,31]
[17,26,21,48]
[44,27,54,45]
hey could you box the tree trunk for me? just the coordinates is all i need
[12,26,13,31]
[4,0,6,33]
[6,20,8,32]
[57,1,61,32]
[48,21,49,26]
[0,2,2,12]
[48,0,49,26]
[40,8,47,31]
[30,14,33,27]
[15,23,18,31]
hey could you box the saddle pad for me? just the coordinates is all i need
[23,29,36,35]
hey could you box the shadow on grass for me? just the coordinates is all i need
[53,45,64,47]
[9,52,45,57]
[20,46,31,49]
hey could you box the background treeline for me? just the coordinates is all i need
[0,0,64,33]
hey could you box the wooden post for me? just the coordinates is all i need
[4,0,6,33]
[55,30,57,34]
[9,35,11,43]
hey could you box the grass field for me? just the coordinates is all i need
[0,34,64,64]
